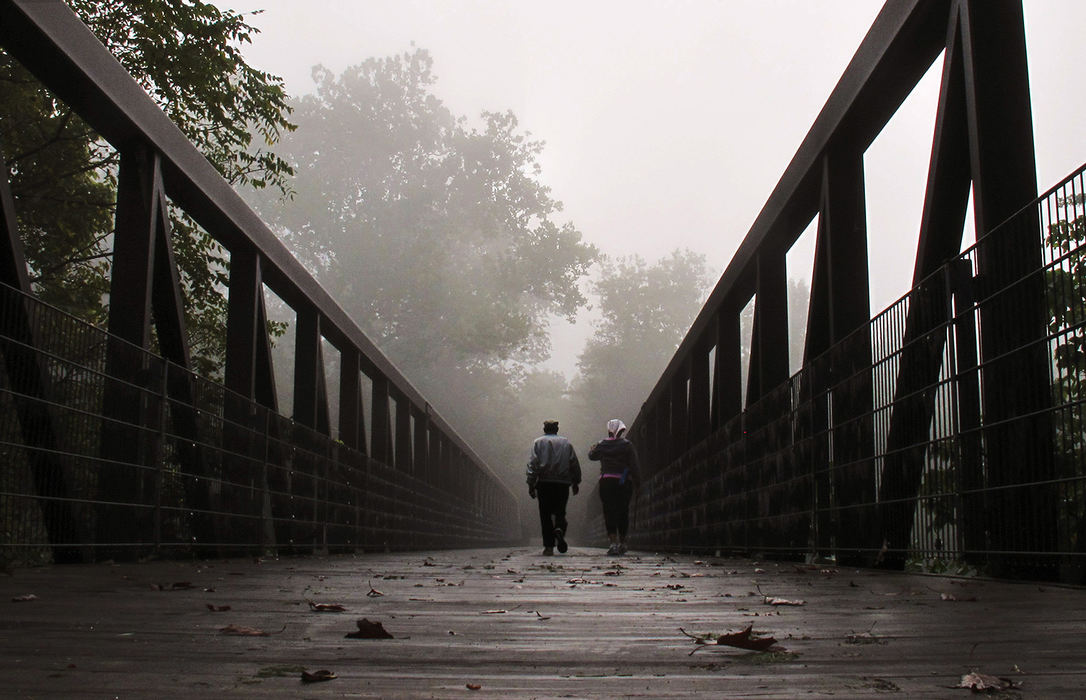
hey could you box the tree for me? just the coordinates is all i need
[0,0,295,373]
[572,249,712,431]
[246,49,599,473]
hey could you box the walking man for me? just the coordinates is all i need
[527,420,581,555]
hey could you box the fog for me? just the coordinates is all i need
[221,0,1085,376]
[217,0,1086,514]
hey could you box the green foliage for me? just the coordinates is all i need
[1046,195,1086,402]
[1,0,295,370]
[69,0,295,191]
[917,437,960,532]
[1044,193,1086,552]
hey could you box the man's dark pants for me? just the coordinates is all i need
[536,482,570,548]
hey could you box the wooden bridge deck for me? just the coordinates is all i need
[2,546,1084,698]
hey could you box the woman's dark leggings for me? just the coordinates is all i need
[599,479,633,537]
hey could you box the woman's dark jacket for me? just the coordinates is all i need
[587,438,639,483]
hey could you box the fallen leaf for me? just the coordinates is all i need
[764,597,806,606]
[206,604,232,612]
[535,611,551,621]
[308,601,347,612]
[665,584,685,590]
[301,669,336,683]
[345,618,393,639]
[941,592,978,602]
[845,630,886,645]
[957,672,1018,691]
[11,594,37,602]
[219,624,269,636]
[152,581,194,591]
[874,538,889,565]
[480,609,507,614]
[680,625,780,652]
[466,683,481,690]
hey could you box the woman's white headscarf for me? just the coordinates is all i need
[606,418,626,438]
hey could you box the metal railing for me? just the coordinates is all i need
[0,284,519,564]
[609,164,1086,582]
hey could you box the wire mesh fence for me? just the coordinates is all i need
[0,287,519,565]
[597,163,1086,583]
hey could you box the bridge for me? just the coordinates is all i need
[1,0,1085,695]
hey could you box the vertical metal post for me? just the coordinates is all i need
[961,0,1053,576]
[370,375,391,465]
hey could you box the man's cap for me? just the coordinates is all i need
[543,419,559,431]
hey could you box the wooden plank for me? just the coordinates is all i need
[1,547,1084,696]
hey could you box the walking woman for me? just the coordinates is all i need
[588,419,638,555]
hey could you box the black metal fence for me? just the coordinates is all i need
[0,284,519,564]
[610,164,1086,582]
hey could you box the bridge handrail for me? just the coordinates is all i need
[0,0,513,503]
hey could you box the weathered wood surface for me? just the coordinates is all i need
[2,546,1084,697]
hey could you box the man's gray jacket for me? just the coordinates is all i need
[527,434,582,488]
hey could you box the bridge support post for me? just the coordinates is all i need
[0,145,82,562]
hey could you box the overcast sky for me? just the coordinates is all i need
[218,0,1086,375]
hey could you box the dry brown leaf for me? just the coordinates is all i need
[301,669,336,683]
[219,624,268,636]
[206,604,231,612]
[680,625,780,652]
[308,601,347,612]
[957,672,1018,691]
[345,618,393,639]
[715,624,779,651]
[845,627,886,645]
[466,683,482,690]
[765,597,806,606]
[11,593,37,602]
[152,581,194,591]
